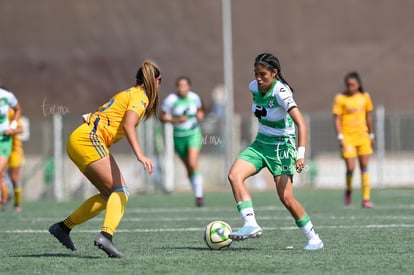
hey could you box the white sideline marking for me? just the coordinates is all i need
[3,224,414,234]
[22,215,414,223]
[127,206,286,213]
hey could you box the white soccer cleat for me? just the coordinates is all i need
[304,235,324,251]
[228,225,263,241]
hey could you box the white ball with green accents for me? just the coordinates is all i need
[204,221,232,250]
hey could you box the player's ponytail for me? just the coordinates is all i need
[136,60,161,120]
[344,71,364,93]
[254,53,294,93]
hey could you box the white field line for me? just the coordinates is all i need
[126,204,414,213]
[2,224,414,234]
[21,215,414,223]
[126,206,287,213]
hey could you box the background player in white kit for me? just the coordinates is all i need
[0,86,21,210]
[160,76,205,207]
[227,53,323,250]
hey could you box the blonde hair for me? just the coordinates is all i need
[136,60,161,120]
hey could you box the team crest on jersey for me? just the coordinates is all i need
[269,98,274,108]
[141,100,147,108]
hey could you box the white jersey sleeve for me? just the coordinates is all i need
[5,90,18,108]
[161,94,176,114]
[275,82,297,112]
[190,92,202,109]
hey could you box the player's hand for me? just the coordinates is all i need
[370,138,375,148]
[339,139,345,148]
[176,115,188,123]
[137,154,154,175]
[4,129,14,136]
[295,158,305,173]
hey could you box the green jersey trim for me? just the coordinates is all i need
[255,132,296,145]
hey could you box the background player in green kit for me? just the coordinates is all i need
[161,76,205,207]
[227,53,324,250]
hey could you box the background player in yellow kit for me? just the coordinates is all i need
[49,61,161,258]
[333,71,374,208]
[7,109,25,213]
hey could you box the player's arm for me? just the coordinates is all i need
[11,103,21,121]
[123,110,153,174]
[196,107,204,121]
[334,114,345,147]
[5,103,22,136]
[288,107,307,173]
[366,110,374,142]
[160,111,188,123]
[12,123,23,135]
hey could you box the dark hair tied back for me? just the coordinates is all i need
[254,53,294,93]
[344,71,364,93]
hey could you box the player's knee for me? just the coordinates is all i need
[188,163,198,174]
[278,193,295,209]
[228,170,239,185]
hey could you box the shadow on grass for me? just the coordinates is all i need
[10,253,101,259]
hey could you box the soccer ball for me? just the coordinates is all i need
[204,221,232,250]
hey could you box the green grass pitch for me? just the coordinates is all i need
[0,188,413,275]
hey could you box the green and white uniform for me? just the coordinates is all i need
[161,91,202,159]
[0,88,18,157]
[238,79,298,176]
[162,91,204,199]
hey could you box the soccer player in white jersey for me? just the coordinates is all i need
[0,86,21,210]
[160,77,205,207]
[227,53,323,250]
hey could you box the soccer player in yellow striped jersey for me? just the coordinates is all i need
[49,61,161,258]
[227,53,323,250]
[160,76,205,207]
[333,71,374,208]
[7,109,25,213]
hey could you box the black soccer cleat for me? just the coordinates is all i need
[196,197,204,207]
[48,223,77,251]
[94,233,124,258]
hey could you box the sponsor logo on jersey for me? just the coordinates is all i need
[254,105,267,119]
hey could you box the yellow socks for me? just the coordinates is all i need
[346,171,353,192]
[101,189,129,236]
[13,186,22,207]
[63,194,107,229]
[361,171,371,201]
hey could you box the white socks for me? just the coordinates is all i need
[299,220,319,242]
[237,201,259,227]
[190,172,203,198]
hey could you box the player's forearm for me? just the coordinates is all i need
[291,108,307,147]
[160,113,179,124]
[334,115,342,135]
[12,104,21,121]
[124,124,145,159]
[296,120,307,147]
[366,112,374,134]
[196,109,205,121]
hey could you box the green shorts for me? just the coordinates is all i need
[238,138,296,176]
[174,127,202,159]
[0,135,12,157]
